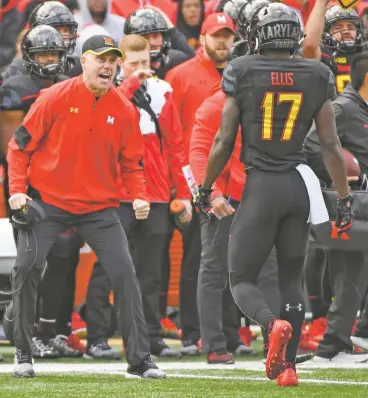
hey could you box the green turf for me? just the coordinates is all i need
[0,371,367,398]
[1,339,367,397]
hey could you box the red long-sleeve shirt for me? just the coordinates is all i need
[7,75,148,214]
[190,89,245,202]
[117,76,191,202]
[165,49,223,163]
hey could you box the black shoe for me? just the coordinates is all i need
[13,349,35,378]
[150,339,179,357]
[180,340,200,356]
[84,341,121,360]
[127,355,166,378]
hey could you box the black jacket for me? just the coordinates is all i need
[304,84,368,181]
[0,4,22,71]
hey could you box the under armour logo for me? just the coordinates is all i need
[217,15,226,23]
[70,107,79,113]
[285,303,303,311]
[107,115,115,125]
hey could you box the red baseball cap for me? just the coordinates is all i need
[201,13,236,36]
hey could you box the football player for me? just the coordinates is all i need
[303,3,364,93]
[302,0,364,349]
[123,8,193,79]
[196,2,352,386]
[0,1,80,84]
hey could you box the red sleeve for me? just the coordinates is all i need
[165,69,183,122]
[189,96,223,199]
[159,92,191,200]
[118,104,148,202]
[118,76,141,100]
[7,91,54,195]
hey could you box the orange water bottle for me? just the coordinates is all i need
[170,199,189,229]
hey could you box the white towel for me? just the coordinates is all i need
[296,164,329,225]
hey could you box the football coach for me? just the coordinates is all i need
[7,35,166,380]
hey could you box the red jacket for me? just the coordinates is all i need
[117,76,191,202]
[165,49,223,163]
[7,75,147,214]
[190,88,245,202]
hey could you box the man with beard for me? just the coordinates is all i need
[74,0,125,44]
[303,4,364,94]
[165,12,235,356]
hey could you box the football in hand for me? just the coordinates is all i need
[343,148,360,179]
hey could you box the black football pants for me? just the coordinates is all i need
[12,200,149,365]
[86,203,169,346]
[229,168,310,363]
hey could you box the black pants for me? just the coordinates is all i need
[304,247,330,319]
[317,250,365,357]
[180,209,202,343]
[36,231,83,340]
[12,200,149,365]
[229,169,309,363]
[198,213,241,353]
[86,203,169,346]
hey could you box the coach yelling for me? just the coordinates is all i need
[7,34,166,380]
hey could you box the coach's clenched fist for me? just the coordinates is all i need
[9,193,32,210]
[133,199,150,220]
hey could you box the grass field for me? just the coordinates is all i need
[0,340,368,397]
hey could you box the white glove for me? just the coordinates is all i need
[9,193,32,210]
[133,199,150,220]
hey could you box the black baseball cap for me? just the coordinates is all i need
[82,35,123,57]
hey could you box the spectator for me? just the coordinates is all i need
[112,0,177,22]
[74,0,125,43]
[176,0,205,50]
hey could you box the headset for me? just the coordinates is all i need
[11,200,46,230]
[2,200,47,322]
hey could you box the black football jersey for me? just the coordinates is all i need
[0,56,81,86]
[320,44,358,93]
[0,73,67,113]
[222,55,335,172]
[0,58,27,86]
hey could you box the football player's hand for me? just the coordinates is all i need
[9,193,32,210]
[211,196,235,219]
[132,69,155,84]
[133,199,150,220]
[336,193,354,234]
[193,186,212,217]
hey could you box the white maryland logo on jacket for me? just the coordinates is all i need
[139,77,172,135]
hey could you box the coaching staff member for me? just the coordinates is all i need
[7,34,166,380]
